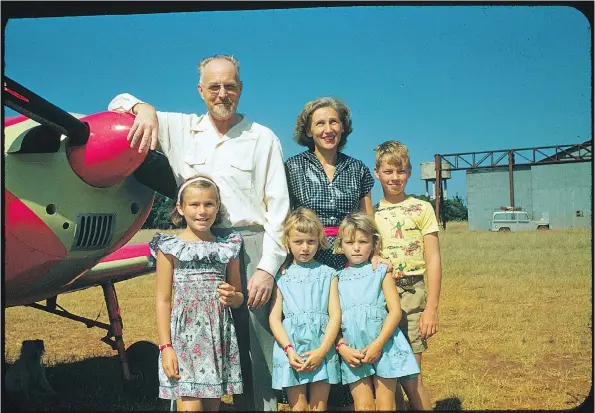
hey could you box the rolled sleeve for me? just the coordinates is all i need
[107,92,174,157]
[108,93,145,114]
[257,136,290,275]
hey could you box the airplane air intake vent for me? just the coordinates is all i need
[72,213,115,251]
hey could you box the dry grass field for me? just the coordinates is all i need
[4,223,592,411]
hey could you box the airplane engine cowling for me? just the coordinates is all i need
[67,111,148,187]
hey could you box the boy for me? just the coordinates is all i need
[373,141,442,410]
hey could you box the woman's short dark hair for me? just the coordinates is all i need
[293,97,353,151]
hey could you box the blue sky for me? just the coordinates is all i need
[4,5,592,203]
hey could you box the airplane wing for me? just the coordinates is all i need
[57,242,156,294]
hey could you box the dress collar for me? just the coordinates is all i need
[302,150,351,177]
[345,261,370,269]
[293,260,321,269]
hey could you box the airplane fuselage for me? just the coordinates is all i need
[4,115,155,307]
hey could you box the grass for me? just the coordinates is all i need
[4,223,592,411]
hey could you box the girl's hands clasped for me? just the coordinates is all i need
[337,343,365,368]
[286,347,305,371]
[217,282,237,306]
[361,340,383,364]
[299,348,326,372]
[161,347,181,379]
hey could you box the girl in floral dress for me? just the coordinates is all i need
[152,174,244,411]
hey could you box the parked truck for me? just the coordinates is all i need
[489,208,550,232]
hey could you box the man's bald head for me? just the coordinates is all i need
[198,55,240,83]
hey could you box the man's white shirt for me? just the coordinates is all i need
[109,93,289,276]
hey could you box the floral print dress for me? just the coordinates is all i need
[150,232,243,400]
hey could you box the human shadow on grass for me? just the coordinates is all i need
[4,355,170,412]
[434,396,463,410]
[3,355,245,412]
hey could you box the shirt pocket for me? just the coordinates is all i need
[221,139,255,193]
[183,152,207,176]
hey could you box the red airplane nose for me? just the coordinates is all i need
[66,111,147,187]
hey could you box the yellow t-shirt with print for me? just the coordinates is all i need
[374,196,440,277]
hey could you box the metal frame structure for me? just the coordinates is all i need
[433,141,593,221]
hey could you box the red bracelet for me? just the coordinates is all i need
[159,343,173,351]
[283,343,294,354]
[335,342,345,352]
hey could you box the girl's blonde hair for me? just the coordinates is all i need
[334,212,382,258]
[281,208,329,253]
[171,174,227,226]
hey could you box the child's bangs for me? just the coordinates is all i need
[293,219,320,237]
[345,224,373,240]
[381,153,409,170]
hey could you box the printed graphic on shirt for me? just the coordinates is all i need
[392,221,404,239]
[401,203,424,215]
[374,197,439,277]
[403,240,421,256]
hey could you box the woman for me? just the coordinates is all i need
[285,97,374,269]
[284,97,385,409]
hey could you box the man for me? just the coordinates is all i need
[109,55,289,411]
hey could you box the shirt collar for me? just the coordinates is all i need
[190,113,209,132]
[190,113,249,137]
[377,196,411,209]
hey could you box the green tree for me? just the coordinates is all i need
[443,195,468,221]
[142,193,177,229]
[410,194,468,222]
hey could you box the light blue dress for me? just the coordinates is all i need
[338,263,420,384]
[271,261,342,389]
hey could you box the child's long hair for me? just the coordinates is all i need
[171,174,227,226]
[333,212,382,259]
[281,208,329,253]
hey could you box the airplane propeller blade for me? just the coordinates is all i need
[134,150,178,200]
[3,76,89,146]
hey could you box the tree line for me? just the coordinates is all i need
[142,193,468,230]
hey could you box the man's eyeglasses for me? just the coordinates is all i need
[202,83,239,95]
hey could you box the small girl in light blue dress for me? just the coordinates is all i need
[333,212,420,410]
[269,208,342,411]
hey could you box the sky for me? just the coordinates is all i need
[4,5,592,204]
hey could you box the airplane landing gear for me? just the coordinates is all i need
[26,281,159,399]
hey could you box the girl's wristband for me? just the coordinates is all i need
[283,343,294,354]
[159,343,173,351]
[335,342,345,352]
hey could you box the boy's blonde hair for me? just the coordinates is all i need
[281,208,329,252]
[334,212,382,258]
[171,174,227,226]
[375,140,412,171]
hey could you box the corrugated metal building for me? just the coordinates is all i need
[466,143,592,230]
[467,163,592,230]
